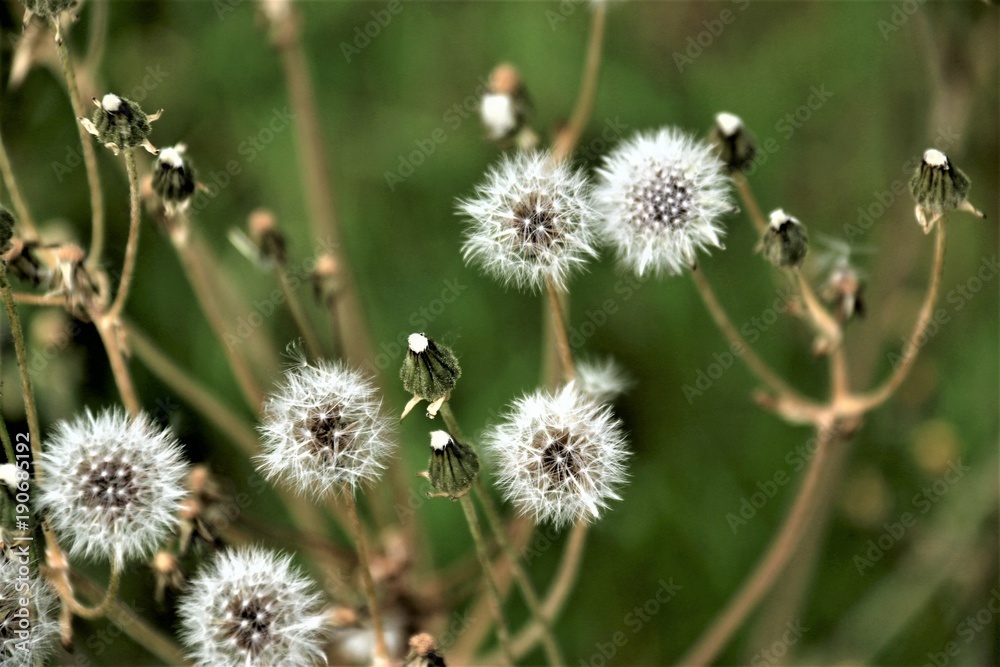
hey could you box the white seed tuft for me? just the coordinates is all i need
[101,93,122,112]
[429,430,453,451]
[157,146,184,169]
[408,332,429,354]
[923,148,948,168]
[715,112,743,137]
[480,93,518,140]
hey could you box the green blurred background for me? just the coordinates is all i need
[1,1,997,664]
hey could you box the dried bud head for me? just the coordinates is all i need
[153,144,197,215]
[400,334,462,413]
[81,94,161,155]
[909,148,983,233]
[759,209,808,268]
[710,112,757,173]
[426,431,480,499]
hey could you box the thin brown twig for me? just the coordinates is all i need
[546,279,577,383]
[107,150,141,321]
[677,428,838,666]
[0,128,38,240]
[276,264,323,359]
[551,1,608,162]
[343,489,390,666]
[732,172,767,235]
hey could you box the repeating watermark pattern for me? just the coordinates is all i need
[878,0,928,41]
[51,65,169,182]
[191,107,296,212]
[6,544,37,658]
[888,254,998,369]
[924,589,1000,667]
[724,432,822,534]
[749,619,809,667]
[853,459,969,575]
[842,126,958,241]
[580,578,682,667]
[672,0,751,72]
[340,0,409,63]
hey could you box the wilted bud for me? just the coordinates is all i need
[480,63,530,143]
[425,431,479,500]
[909,148,984,233]
[758,209,808,268]
[0,207,14,252]
[400,333,461,419]
[405,632,447,667]
[823,265,865,324]
[711,112,757,173]
[152,145,197,216]
[248,208,287,264]
[80,94,161,155]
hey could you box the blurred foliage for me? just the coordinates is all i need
[0,1,997,665]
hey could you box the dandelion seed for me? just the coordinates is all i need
[458,151,599,293]
[484,383,629,527]
[257,359,396,497]
[38,408,189,564]
[575,357,631,404]
[179,547,328,667]
[596,128,732,276]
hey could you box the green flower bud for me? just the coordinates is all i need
[400,333,461,419]
[0,207,15,252]
[759,209,808,268]
[153,145,197,215]
[909,149,984,233]
[426,431,479,499]
[711,112,757,173]
[81,94,161,155]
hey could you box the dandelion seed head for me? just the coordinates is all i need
[257,359,395,497]
[0,556,58,667]
[596,128,732,276]
[38,408,189,564]
[179,547,328,667]
[458,151,599,293]
[484,383,629,527]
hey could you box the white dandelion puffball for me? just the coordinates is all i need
[458,150,599,292]
[257,359,395,497]
[575,357,631,404]
[485,383,629,527]
[595,128,733,276]
[38,408,189,564]
[0,556,58,667]
[180,547,329,667]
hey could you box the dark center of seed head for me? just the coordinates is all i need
[536,430,581,485]
[223,595,273,657]
[629,163,695,231]
[79,458,138,512]
[307,409,354,458]
[511,194,560,255]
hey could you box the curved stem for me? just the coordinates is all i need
[343,489,390,666]
[67,560,121,620]
[850,220,947,413]
[461,494,515,666]
[551,1,608,162]
[0,263,43,477]
[546,279,577,383]
[796,271,841,345]
[690,265,808,404]
[0,128,38,240]
[50,19,105,268]
[507,521,589,660]
[92,314,141,415]
[677,428,837,666]
[107,150,141,322]
[732,172,767,235]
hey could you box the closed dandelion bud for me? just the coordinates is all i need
[426,431,479,499]
[405,632,447,667]
[80,93,162,155]
[823,265,865,324]
[480,63,529,142]
[152,144,196,215]
[248,208,287,264]
[711,112,756,173]
[0,554,58,667]
[400,333,461,419]
[38,408,190,564]
[179,547,329,667]
[0,207,14,251]
[310,252,341,304]
[909,148,984,233]
[759,209,808,268]
[596,128,733,277]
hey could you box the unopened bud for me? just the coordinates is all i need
[711,112,757,173]
[81,94,161,155]
[481,63,529,142]
[248,208,287,264]
[400,334,461,418]
[759,209,808,268]
[153,144,197,215]
[909,148,984,233]
[426,431,479,499]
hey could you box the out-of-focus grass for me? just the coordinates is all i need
[0,1,996,665]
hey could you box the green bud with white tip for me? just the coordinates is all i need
[401,333,461,404]
[759,209,808,269]
[426,431,479,499]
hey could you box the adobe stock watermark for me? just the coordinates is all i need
[223,234,337,350]
[888,255,998,370]
[367,277,468,372]
[682,285,797,404]
[672,0,751,72]
[51,65,169,183]
[749,619,808,667]
[878,0,928,41]
[340,0,410,63]
[191,106,296,212]
[580,578,682,667]
[724,431,822,534]
[842,126,958,242]
[924,589,1000,667]
[853,459,969,575]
